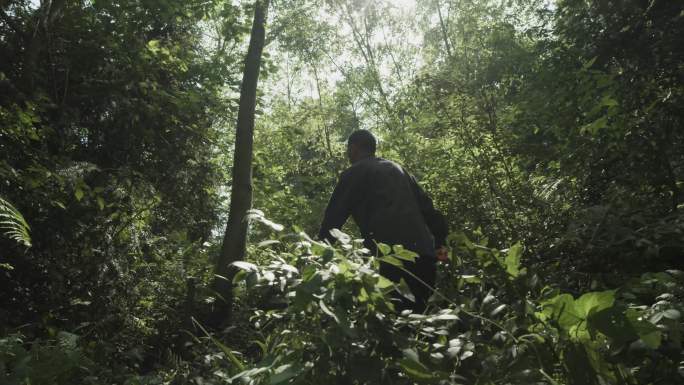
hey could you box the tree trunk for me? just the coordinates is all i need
[311,64,333,158]
[211,0,270,323]
[436,0,453,58]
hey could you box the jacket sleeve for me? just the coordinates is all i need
[409,174,448,248]
[317,168,358,243]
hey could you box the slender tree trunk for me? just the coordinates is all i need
[436,0,453,58]
[311,64,333,158]
[211,0,270,323]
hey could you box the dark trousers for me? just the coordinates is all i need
[379,256,436,313]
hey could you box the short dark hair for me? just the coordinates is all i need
[347,129,377,154]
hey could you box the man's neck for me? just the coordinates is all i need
[352,153,374,164]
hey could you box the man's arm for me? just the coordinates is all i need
[409,174,448,248]
[317,169,358,243]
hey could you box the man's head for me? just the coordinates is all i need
[346,129,376,164]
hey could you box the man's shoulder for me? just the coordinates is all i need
[375,157,409,174]
[343,157,407,177]
[355,157,403,169]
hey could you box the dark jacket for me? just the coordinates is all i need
[318,157,448,258]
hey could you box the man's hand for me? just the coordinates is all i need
[436,246,449,262]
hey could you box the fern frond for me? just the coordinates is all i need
[0,196,31,247]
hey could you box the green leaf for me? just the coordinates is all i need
[319,300,339,323]
[402,348,420,364]
[147,39,161,53]
[329,228,351,244]
[393,245,418,262]
[192,317,245,372]
[601,95,618,107]
[232,261,258,272]
[232,269,248,284]
[246,209,284,231]
[583,56,597,69]
[377,243,391,255]
[662,309,681,320]
[580,116,609,135]
[539,294,582,330]
[269,363,303,384]
[321,247,335,263]
[626,308,662,348]
[504,243,522,277]
[490,304,507,317]
[639,329,662,349]
[398,352,446,383]
[431,313,459,321]
[589,307,638,343]
[377,276,395,290]
[378,255,403,267]
[0,197,31,247]
[96,196,105,210]
[75,187,84,201]
[575,290,615,318]
[357,287,369,302]
[396,278,415,302]
[258,240,280,248]
[278,264,298,275]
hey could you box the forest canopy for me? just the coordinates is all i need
[1,0,683,384]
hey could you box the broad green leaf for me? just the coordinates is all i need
[504,243,522,277]
[601,95,618,107]
[357,287,369,302]
[232,261,258,272]
[396,278,415,302]
[662,309,681,320]
[399,358,437,382]
[278,264,298,275]
[490,304,507,317]
[575,290,615,318]
[377,242,391,255]
[431,313,459,321]
[329,228,350,244]
[269,364,302,385]
[376,276,394,290]
[378,255,403,267]
[626,308,662,348]
[639,330,662,349]
[75,187,84,201]
[258,240,280,248]
[539,294,582,330]
[402,348,420,363]
[147,39,160,50]
[246,209,284,231]
[393,245,418,262]
[232,269,248,284]
[589,307,638,343]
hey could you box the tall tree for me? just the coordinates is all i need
[212,0,270,321]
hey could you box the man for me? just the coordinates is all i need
[318,129,448,313]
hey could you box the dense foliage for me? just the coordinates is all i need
[1,0,683,384]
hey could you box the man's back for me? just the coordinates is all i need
[318,157,446,258]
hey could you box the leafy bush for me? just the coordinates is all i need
[0,332,92,385]
[0,196,31,248]
[198,228,684,385]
